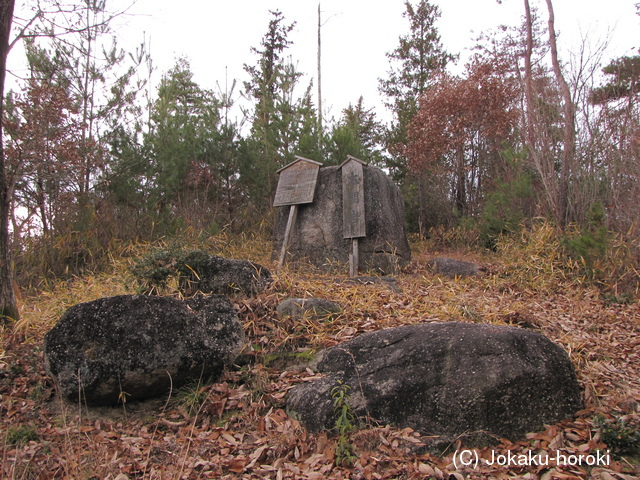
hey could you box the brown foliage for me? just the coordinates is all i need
[407,60,518,172]
[4,78,86,236]
[406,61,519,217]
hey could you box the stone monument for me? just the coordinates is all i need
[273,156,411,275]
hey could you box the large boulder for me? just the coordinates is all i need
[287,322,582,445]
[44,294,244,405]
[273,165,411,274]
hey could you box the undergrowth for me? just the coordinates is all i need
[594,414,640,459]
[491,219,640,300]
[4,424,39,446]
[331,381,357,467]
[172,380,210,417]
[2,223,640,479]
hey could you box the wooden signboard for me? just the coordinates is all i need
[275,156,322,271]
[273,157,322,207]
[340,156,367,277]
[342,156,366,239]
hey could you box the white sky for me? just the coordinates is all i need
[9,0,640,125]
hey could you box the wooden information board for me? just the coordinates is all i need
[342,157,366,239]
[273,157,322,207]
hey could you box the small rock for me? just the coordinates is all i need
[428,257,479,278]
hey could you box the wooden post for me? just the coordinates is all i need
[350,238,359,278]
[278,204,298,272]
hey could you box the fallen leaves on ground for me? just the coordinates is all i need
[1,240,639,479]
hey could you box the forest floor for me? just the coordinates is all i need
[1,229,640,479]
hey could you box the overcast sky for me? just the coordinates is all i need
[9,0,640,125]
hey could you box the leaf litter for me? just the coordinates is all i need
[1,231,639,479]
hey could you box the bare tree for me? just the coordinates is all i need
[518,0,577,227]
[544,0,576,228]
[513,0,560,220]
[589,55,640,234]
[0,0,17,323]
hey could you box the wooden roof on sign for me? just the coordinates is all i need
[273,156,323,207]
[276,155,323,173]
[339,155,368,168]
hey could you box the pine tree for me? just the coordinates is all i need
[379,0,453,118]
[243,10,317,210]
[588,55,640,234]
[325,97,384,165]
[590,56,640,105]
[378,0,454,234]
[144,58,223,231]
[4,43,82,237]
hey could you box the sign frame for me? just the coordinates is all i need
[273,156,322,207]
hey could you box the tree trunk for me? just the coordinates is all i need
[317,3,322,151]
[417,173,426,237]
[545,0,575,229]
[455,147,467,216]
[0,0,18,324]
[522,0,535,152]
[522,0,556,218]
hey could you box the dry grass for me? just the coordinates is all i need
[2,222,639,479]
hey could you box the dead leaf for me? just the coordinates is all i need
[227,458,246,473]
